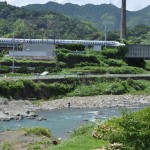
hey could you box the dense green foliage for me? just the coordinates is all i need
[1,46,141,74]
[127,24,150,44]
[57,50,99,68]
[0,59,56,67]
[62,66,145,75]
[68,78,148,96]
[0,58,57,73]
[93,106,150,150]
[57,47,146,74]
[0,2,150,43]
[0,2,101,40]
[101,47,128,59]
[144,60,150,71]
[24,2,150,31]
[2,141,14,150]
[0,80,74,99]
[24,2,121,30]
[0,78,149,100]
[0,66,11,73]
[23,2,150,44]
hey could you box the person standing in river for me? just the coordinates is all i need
[68,102,71,109]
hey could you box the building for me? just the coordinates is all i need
[9,43,56,60]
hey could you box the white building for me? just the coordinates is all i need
[9,43,56,60]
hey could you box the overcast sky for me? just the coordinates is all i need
[4,0,150,11]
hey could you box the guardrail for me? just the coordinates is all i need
[1,74,150,81]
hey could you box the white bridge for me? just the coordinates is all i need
[0,38,125,47]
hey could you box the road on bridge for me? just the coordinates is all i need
[1,74,150,81]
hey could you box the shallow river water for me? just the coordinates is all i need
[0,105,148,138]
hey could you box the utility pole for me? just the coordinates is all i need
[120,0,126,40]
[12,32,15,73]
[105,25,107,48]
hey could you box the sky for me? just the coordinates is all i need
[3,0,150,11]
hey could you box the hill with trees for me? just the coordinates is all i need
[0,2,102,40]
[24,2,150,30]
[0,2,150,43]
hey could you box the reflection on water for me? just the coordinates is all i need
[0,104,149,138]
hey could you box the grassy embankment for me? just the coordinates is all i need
[1,127,58,150]
[0,78,150,100]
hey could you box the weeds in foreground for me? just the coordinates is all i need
[2,141,14,150]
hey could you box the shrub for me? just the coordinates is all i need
[16,66,30,74]
[0,80,9,97]
[105,66,146,74]
[34,66,46,73]
[2,141,14,150]
[72,123,95,137]
[127,79,146,90]
[0,66,11,73]
[104,59,127,67]
[104,82,129,94]
[21,80,37,99]
[57,52,99,67]
[75,62,99,67]
[23,127,52,138]
[8,81,25,99]
[58,61,67,68]
[101,46,128,59]
[93,107,150,150]
[144,60,150,71]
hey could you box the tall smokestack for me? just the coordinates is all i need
[120,0,126,40]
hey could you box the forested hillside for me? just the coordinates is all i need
[0,2,150,43]
[0,2,102,40]
[24,2,150,30]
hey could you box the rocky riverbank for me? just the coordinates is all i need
[41,95,150,110]
[0,95,150,121]
[0,98,40,121]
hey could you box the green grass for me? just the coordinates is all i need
[49,123,108,150]
[21,127,53,138]
[2,141,14,150]
[49,135,107,150]
[27,141,53,150]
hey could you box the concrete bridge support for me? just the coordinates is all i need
[93,45,102,51]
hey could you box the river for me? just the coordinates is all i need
[0,104,148,139]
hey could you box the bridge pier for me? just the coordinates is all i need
[93,45,102,51]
